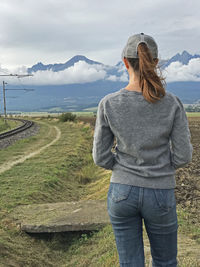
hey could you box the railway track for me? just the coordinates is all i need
[0,118,34,139]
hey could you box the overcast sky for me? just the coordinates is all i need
[0,0,199,71]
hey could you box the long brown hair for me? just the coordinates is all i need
[126,42,166,103]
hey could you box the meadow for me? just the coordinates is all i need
[0,113,199,266]
[0,118,22,134]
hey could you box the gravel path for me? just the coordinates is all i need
[0,121,40,150]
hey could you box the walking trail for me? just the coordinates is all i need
[0,124,61,175]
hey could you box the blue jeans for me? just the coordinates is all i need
[107,182,178,267]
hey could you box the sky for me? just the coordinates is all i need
[0,0,200,72]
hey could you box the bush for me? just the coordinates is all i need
[59,112,77,122]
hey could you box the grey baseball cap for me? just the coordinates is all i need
[121,33,158,60]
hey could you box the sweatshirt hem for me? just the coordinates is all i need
[110,170,176,189]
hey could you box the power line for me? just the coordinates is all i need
[1,73,34,120]
[5,89,34,91]
[0,74,33,77]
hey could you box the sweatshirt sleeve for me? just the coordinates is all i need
[92,98,116,170]
[169,96,193,169]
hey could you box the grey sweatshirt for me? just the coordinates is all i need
[92,88,193,189]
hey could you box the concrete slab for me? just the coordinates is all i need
[10,199,110,233]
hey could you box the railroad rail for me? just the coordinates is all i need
[0,118,34,139]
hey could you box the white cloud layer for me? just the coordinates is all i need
[0,61,107,85]
[163,58,200,82]
[1,58,200,85]
[106,72,128,82]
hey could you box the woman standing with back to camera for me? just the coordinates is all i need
[92,33,193,267]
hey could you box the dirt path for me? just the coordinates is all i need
[0,125,61,175]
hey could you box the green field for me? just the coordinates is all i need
[0,116,199,266]
[0,117,22,134]
[6,111,96,118]
[6,110,200,118]
[186,112,200,117]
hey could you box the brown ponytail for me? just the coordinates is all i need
[126,42,166,103]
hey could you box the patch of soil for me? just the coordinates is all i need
[175,117,200,225]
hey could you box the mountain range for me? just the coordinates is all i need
[1,51,200,113]
[27,50,199,73]
[27,55,102,73]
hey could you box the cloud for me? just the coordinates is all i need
[0,61,107,85]
[106,72,128,82]
[106,75,118,82]
[2,58,200,85]
[163,58,200,82]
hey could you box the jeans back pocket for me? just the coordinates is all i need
[153,188,176,212]
[110,182,132,203]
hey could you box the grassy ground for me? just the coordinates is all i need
[7,111,200,118]
[186,112,200,117]
[7,111,95,118]
[0,116,199,266]
[0,118,22,134]
[0,118,98,266]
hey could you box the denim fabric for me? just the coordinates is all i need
[107,182,178,267]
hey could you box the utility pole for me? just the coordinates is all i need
[3,81,7,121]
[0,73,33,121]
